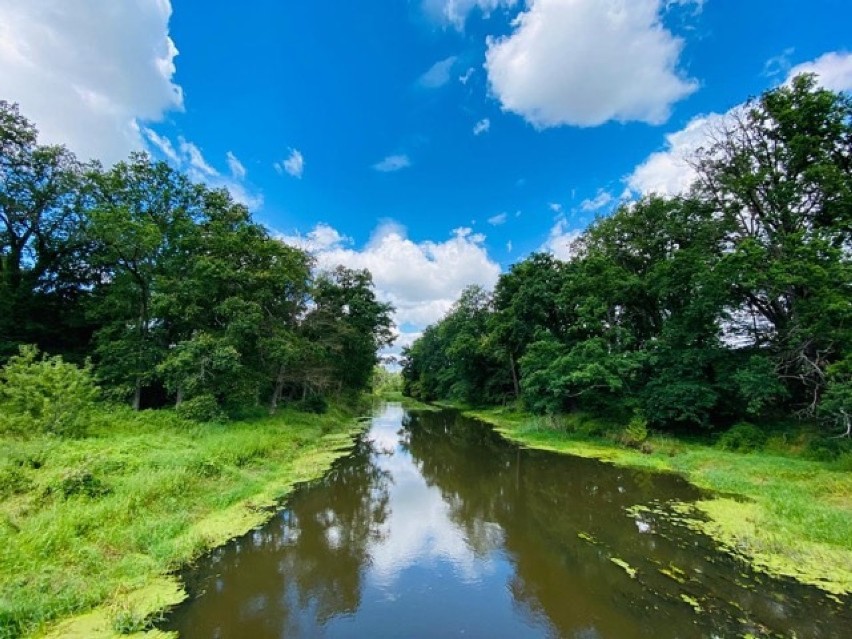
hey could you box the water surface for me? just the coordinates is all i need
[164,404,848,638]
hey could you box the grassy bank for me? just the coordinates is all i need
[457,405,852,597]
[0,403,366,639]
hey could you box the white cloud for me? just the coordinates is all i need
[418,56,458,89]
[459,67,475,85]
[626,112,726,196]
[143,128,263,209]
[143,127,179,164]
[275,148,304,179]
[763,47,795,79]
[549,202,563,213]
[179,137,217,177]
[0,0,184,165]
[580,189,614,212]
[226,151,246,180]
[423,0,519,30]
[484,0,698,128]
[473,118,491,135]
[506,240,513,252]
[373,154,412,172]
[487,212,507,225]
[785,51,852,92]
[279,222,501,329]
[627,51,852,197]
[541,217,582,261]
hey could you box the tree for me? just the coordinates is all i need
[302,267,394,396]
[0,101,93,359]
[692,74,852,414]
[88,154,202,408]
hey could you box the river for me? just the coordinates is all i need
[162,404,848,638]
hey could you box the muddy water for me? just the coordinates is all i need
[163,404,849,638]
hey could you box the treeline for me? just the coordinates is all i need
[0,101,393,419]
[403,76,852,435]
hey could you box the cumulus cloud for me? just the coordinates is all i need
[625,112,727,196]
[473,118,491,135]
[279,222,501,329]
[487,212,507,225]
[627,51,852,197]
[785,51,852,92]
[485,0,698,128]
[373,154,412,172]
[275,149,304,179]
[418,56,458,89]
[0,0,184,165]
[422,0,519,30]
[541,217,582,261]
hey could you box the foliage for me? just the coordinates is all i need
[175,394,225,423]
[0,345,98,437]
[404,77,852,436]
[0,102,394,414]
[717,422,768,453]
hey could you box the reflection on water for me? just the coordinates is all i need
[164,404,850,638]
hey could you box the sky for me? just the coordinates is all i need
[1,0,851,355]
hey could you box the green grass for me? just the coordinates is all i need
[461,406,852,597]
[0,403,365,639]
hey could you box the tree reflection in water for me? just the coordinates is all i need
[166,405,849,639]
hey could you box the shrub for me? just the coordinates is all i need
[296,394,328,414]
[176,395,225,423]
[805,436,852,462]
[620,414,649,446]
[717,422,767,453]
[0,345,98,437]
[52,468,110,499]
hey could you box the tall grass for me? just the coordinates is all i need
[0,403,361,638]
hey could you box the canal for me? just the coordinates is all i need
[163,404,848,638]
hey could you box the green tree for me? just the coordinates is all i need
[88,153,201,408]
[0,101,93,360]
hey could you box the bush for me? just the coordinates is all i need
[296,394,328,414]
[618,414,649,449]
[176,394,225,423]
[717,422,767,453]
[805,436,852,462]
[0,345,98,437]
[52,468,110,499]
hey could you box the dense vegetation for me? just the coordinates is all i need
[403,76,852,443]
[0,100,393,420]
[0,101,394,637]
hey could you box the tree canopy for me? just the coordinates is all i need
[0,103,394,414]
[403,76,852,435]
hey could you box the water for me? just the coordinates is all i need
[163,404,849,638]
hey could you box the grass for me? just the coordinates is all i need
[0,403,365,639]
[458,405,852,597]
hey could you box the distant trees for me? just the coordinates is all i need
[404,76,851,434]
[0,102,394,415]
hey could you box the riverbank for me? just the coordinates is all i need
[454,405,852,597]
[0,403,367,639]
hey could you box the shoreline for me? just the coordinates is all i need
[452,405,852,598]
[2,405,368,639]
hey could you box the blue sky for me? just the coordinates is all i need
[1,0,850,350]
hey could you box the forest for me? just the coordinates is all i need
[0,99,394,426]
[403,76,852,441]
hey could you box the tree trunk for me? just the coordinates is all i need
[132,377,142,411]
[269,364,286,414]
[509,352,520,399]
[176,386,184,408]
